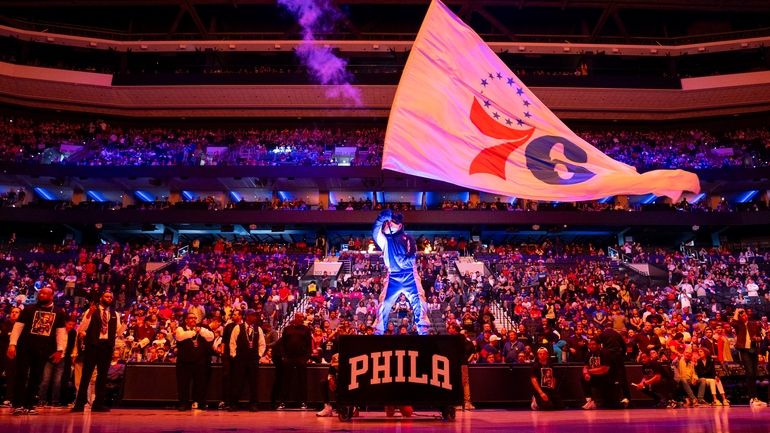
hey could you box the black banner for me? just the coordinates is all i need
[336,335,464,405]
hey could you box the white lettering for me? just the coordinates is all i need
[348,350,452,390]
[430,355,452,390]
[407,350,428,384]
[393,350,407,383]
[370,351,393,385]
[349,354,368,390]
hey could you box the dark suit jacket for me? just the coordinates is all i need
[732,319,762,350]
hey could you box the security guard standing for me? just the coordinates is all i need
[229,309,265,411]
[175,312,214,411]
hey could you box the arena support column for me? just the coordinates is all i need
[122,192,135,208]
[319,190,329,211]
[708,194,722,211]
[617,228,630,246]
[469,191,480,207]
[72,188,85,205]
[169,190,181,205]
[711,228,728,247]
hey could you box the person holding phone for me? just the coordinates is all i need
[732,307,767,407]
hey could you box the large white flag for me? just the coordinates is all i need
[383,0,700,201]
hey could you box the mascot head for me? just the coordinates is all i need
[382,212,404,235]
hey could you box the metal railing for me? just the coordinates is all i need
[277,295,310,337]
[490,301,516,334]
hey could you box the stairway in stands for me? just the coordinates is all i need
[618,261,668,289]
[277,296,311,337]
[429,309,447,334]
[340,257,352,275]
[608,259,621,277]
[447,254,460,279]
[478,258,516,332]
[384,309,445,334]
[489,301,515,333]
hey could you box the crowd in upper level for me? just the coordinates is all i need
[0,116,768,171]
[0,117,384,167]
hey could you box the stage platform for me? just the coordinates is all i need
[1,406,768,433]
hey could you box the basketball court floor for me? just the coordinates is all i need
[1,406,766,433]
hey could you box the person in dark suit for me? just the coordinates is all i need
[72,291,121,412]
[732,308,767,407]
[228,309,265,411]
[699,328,718,361]
[218,309,241,410]
[271,335,284,408]
[0,307,21,406]
[277,313,312,409]
[174,312,214,411]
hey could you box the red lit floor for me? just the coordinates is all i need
[0,406,766,433]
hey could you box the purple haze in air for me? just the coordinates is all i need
[277,0,362,105]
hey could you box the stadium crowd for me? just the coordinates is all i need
[0,116,768,170]
[0,117,384,167]
[0,234,769,412]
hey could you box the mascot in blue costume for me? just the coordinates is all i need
[372,209,431,335]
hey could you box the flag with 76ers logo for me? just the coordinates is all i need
[383,0,700,202]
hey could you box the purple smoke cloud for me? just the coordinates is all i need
[277,0,362,106]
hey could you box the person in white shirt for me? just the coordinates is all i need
[695,281,708,299]
[678,279,694,296]
[746,279,759,297]
[174,312,214,411]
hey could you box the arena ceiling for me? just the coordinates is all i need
[2,0,769,10]
[1,0,769,44]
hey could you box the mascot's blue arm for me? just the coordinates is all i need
[372,209,392,251]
